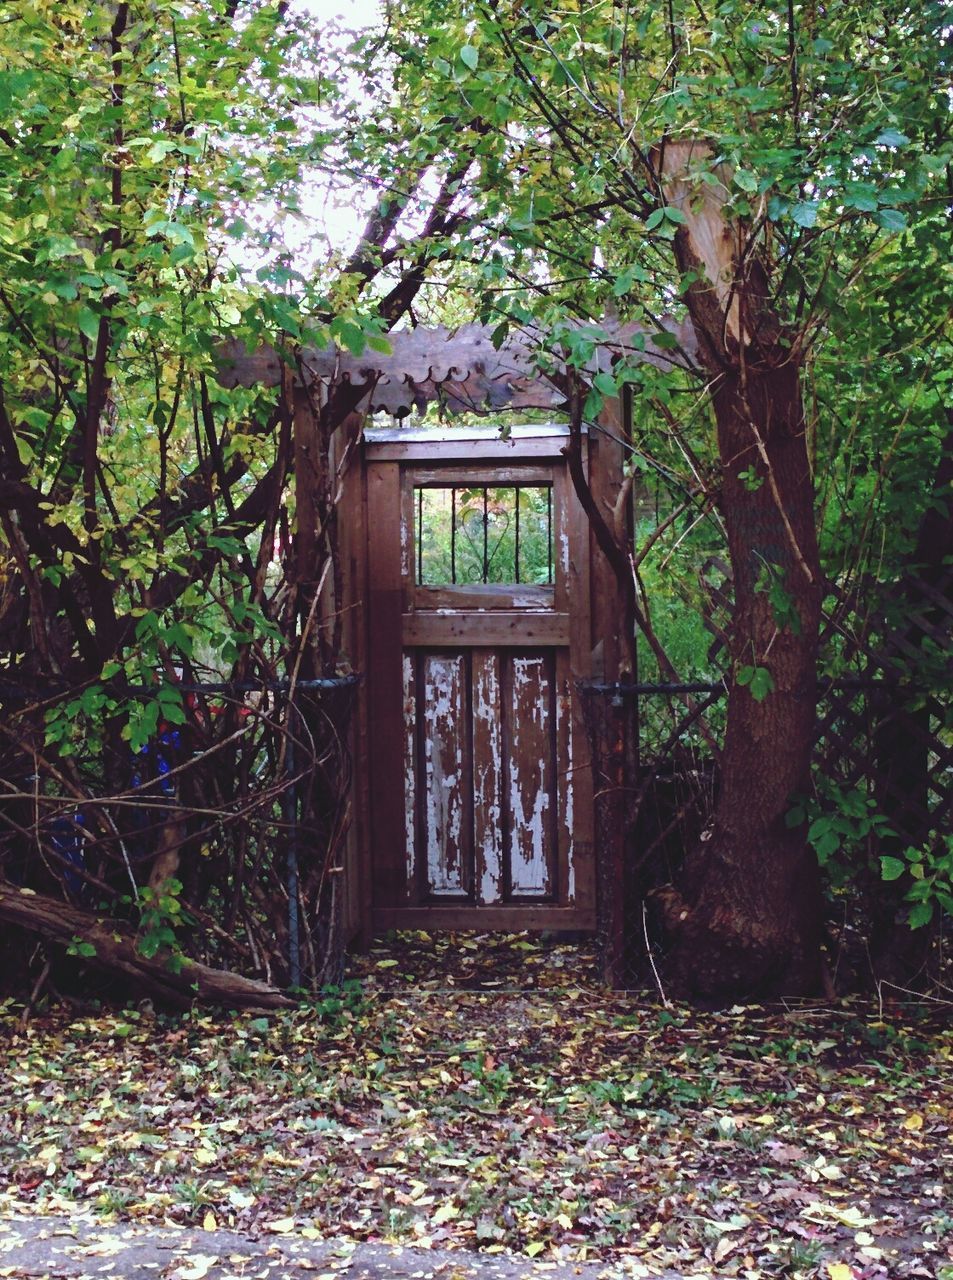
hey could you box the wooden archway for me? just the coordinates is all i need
[218,319,692,945]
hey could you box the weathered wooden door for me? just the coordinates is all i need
[363,425,595,932]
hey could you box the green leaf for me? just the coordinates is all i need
[748,666,775,701]
[78,307,100,343]
[459,45,479,71]
[583,388,604,419]
[880,856,906,881]
[786,804,806,829]
[645,208,665,232]
[875,208,907,232]
[791,201,819,229]
[842,182,878,212]
[874,129,909,147]
[907,900,933,929]
[137,934,161,959]
[334,320,366,356]
[67,937,97,959]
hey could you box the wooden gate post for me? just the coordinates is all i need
[587,397,633,985]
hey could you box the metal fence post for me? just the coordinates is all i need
[283,694,301,990]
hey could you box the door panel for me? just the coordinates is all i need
[505,653,557,897]
[417,652,472,898]
[472,649,503,905]
[366,430,595,932]
[403,647,561,904]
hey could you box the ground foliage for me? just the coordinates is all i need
[1,934,950,1280]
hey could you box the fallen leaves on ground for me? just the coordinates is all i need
[1,932,951,1280]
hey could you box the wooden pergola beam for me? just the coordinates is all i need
[218,318,698,416]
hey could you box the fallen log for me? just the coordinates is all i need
[0,881,294,1011]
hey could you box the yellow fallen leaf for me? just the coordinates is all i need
[202,1211,216,1232]
[901,1112,923,1131]
[555,1213,573,1230]
[175,1255,217,1280]
[714,1235,736,1264]
[432,1201,459,1225]
[826,1265,854,1280]
[525,1241,546,1257]
[264,1217,296,1233]
[803,1202,876,1229]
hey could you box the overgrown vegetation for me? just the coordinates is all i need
[0,0,950,1003]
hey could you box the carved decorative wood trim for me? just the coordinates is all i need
[218,319,698,416]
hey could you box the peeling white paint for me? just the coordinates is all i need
[559,528,570,578]
[400,510,411,578]
[510,588,552,609]
[402,654,417,889]
[423,655,467,896]
[508,656,552,897]
[473,655,503,904]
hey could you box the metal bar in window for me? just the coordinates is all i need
[451,487,457,584]
[514,486,521,583]
[482,487,489,583]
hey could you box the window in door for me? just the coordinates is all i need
[414,484,554,587]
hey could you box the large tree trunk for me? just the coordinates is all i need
[656,143,825,999]
[0,881,294,1011]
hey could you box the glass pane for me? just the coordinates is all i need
[415,485,553,586]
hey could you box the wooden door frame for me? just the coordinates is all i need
[361,424,597,935]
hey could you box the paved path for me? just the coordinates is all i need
[0,1215,660,1279]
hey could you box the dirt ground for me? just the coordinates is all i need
[0,1213,655,1279]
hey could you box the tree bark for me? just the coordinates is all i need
[656,142,825,999]
[0,881,294,1011]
